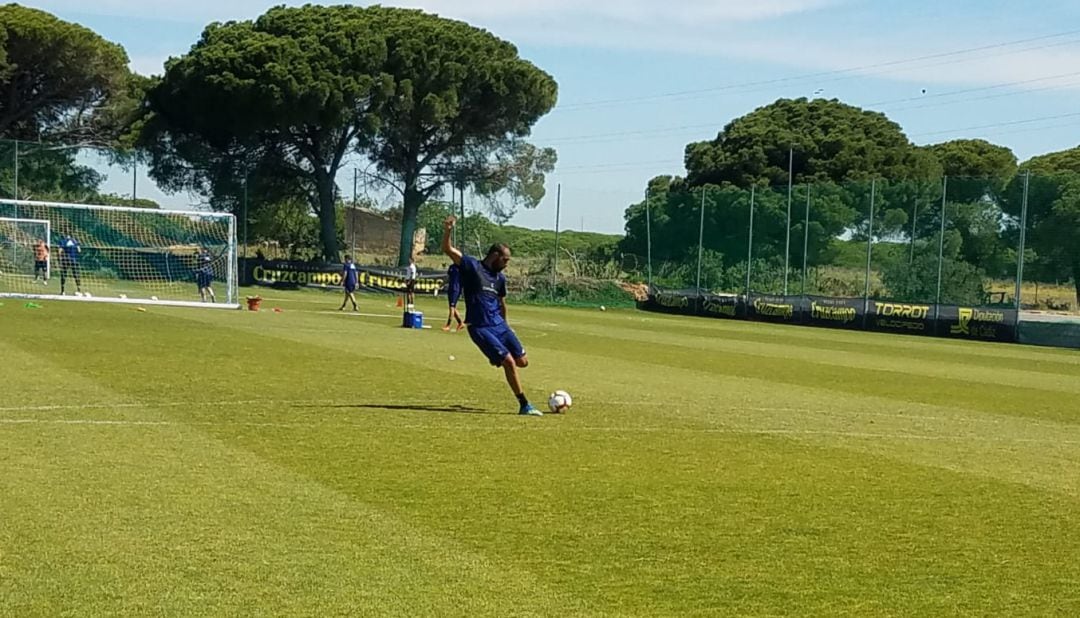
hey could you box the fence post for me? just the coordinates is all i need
[645,186,652,289]
[13,139,18,199]
[696,187,705,291]
[784,147,793,295]
[910,188,919,265]
[352,168,359,256]
[934,176,949,321]
[863,180,877,316]
[552,183,561,300]
[801,183,810,295]
[746,185,755,297]
[242,175,249,265]
[1014,171,1030,310]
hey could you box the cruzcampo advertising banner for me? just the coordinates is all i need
[639,288,745,319]
[746,294,806,325]
[804,295,864,330]
[243,259,446,294]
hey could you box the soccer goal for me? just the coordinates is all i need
[0,216,51,284]
[0,199,238,309]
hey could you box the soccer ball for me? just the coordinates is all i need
[548,390,572,414]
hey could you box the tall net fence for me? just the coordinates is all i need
[633,175,1071,312]
[1,135,1076,313]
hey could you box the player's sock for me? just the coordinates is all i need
[516,393,529,408]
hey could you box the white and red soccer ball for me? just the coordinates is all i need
[547,390,572,414]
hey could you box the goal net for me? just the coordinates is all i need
[0,199,238,308]
[0,216,50,283]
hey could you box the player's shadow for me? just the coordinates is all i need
[303,403,492,415]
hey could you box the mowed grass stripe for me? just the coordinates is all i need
[534,307,1080,374]
[522,327,1079,424]
[513,315,1080,397]
[0,424,572,616]
[201,409,1080,616]
[3,297,1080,615]
[0,335,575,616]
[147,298,1080,497]
[144,300,1080,498]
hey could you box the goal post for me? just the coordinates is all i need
[0,198,239,309]
[0,216,50,283]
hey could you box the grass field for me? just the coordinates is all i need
[2,289,1079,616]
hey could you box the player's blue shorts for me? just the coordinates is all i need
[196,271,213,288]
[468,323,525,366]
[447,286,461,307]
[344,282,357,293]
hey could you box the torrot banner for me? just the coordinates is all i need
[866,300,935,336]
[243,259,446,294]
[640,287,1018,343]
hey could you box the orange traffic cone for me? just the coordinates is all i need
[396,296,403,308]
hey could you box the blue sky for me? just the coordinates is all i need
[25,0,1080,234]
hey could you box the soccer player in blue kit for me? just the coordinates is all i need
[441,215,541,416]
[196,248,216,303]
[442,262,465,332]
[59,234,82,296]
[339,255,360,311]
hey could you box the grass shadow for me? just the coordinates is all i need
[298,403,492,415]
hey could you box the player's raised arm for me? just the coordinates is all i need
[442,215,463,265]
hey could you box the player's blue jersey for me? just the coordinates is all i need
[61,237,80,260]
[198,253,212,271]
[342,262,359,287]
[447,264,461,294]
[459,255,505,328]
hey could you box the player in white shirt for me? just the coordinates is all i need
[404,258,418,306]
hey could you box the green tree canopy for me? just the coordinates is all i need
[143,4,389,261]
[144,5,556,264]
[1007,147,1080,305]
[356,6,557,264]
[0,4,135,143]
[684,98,939,188]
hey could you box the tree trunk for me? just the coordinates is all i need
[315,173,339,263]
[398,185,423,266]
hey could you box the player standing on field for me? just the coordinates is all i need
[442,262,464,332]
[59,234,82,296]
[340,255,360,311]
[404,258,418,306]
[441,215,541,416]
[196,248,216,303]
[33,238,49,285]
